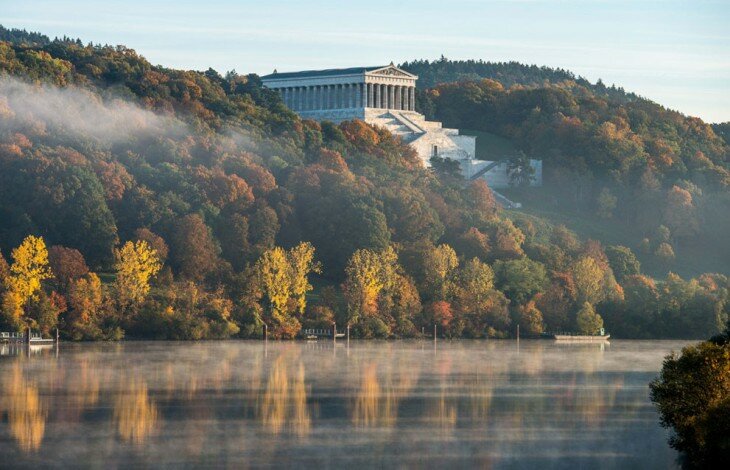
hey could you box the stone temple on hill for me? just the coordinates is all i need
[261,63,541,193]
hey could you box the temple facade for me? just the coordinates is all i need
[261,64,541,193]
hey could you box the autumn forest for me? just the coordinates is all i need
[0,27,728,341]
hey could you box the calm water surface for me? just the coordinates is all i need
[0,340,688,469]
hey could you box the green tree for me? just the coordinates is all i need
[605,245,640,281]
[575,302,604,335]
[494,258,547,304]
[650,335,730,467]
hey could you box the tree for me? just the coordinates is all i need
[342,247,399,326]
[575,302,604,335]
[114,240,161,310]
[454,227,491,261]
[6,235,53,308]
[596,188,617,219]
[254,242,321,338]
[429,300,454,334]
[67,273,105,340]
[453,258,510,335]
[287,242,321,316]
[168,214,220,282]
[0,290,24,331]
[494,258,547,304]
[48,245,89,291]
[0,249,10,291]
[663,186,699,242]
[515,301,544,336]
[469,180,499,217]
[25,290,63,337]
[605,245,640,281]
[571,256,614,305]
[655,242,676,266]
[133,228,169,263]
[650,338,730,467]
[507,152,535,187]
[422,244,459,300]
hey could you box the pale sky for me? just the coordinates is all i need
[1,0,728,122]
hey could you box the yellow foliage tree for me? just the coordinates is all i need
[257,246,293,317]
[1,290,24,331]
[571,256,605,305]
[423,244,459,300]
[114,241,161,309]
[343,246,399,322]
[6,235,53,308]
[288,242,322,316]
[255,242,321,338]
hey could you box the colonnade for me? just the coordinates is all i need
[279,83,416,111]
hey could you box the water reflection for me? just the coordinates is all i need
[113,378,158,444]
[1,365,47,452]
[259,353,311,436]
[0,340,685,467]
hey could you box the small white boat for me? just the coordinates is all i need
[553,334,610,342]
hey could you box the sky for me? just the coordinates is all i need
[1,0,729,122]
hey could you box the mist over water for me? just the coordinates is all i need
[0,340,686,468]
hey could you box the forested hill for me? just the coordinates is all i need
[402,57,730,279]
[400,57,640,103]
[0,26,727,342]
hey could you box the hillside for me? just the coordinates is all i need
[0,26,727,342]
[403,59,730,278]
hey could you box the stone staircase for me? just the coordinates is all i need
[365,110,425,143]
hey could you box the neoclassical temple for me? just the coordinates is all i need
[261,63,417,121]
[262,64,541,192]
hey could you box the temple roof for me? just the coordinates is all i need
[261,65,386,80]
[261,64,417,81]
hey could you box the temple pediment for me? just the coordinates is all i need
[366,65,417,79]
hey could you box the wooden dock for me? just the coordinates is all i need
[0,329,58,344]
[302,328,345,340]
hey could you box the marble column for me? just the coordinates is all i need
[409,87,415,111]
[395,85,401,109]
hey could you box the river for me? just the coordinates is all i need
[0,339,688,468]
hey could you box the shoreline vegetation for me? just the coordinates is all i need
[651,321,730,467]
[0,27,728,342]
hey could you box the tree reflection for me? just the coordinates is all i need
[259,354,311,436]
[1,365,47,452]
[351,358,420,427]
[113,378,158,444]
